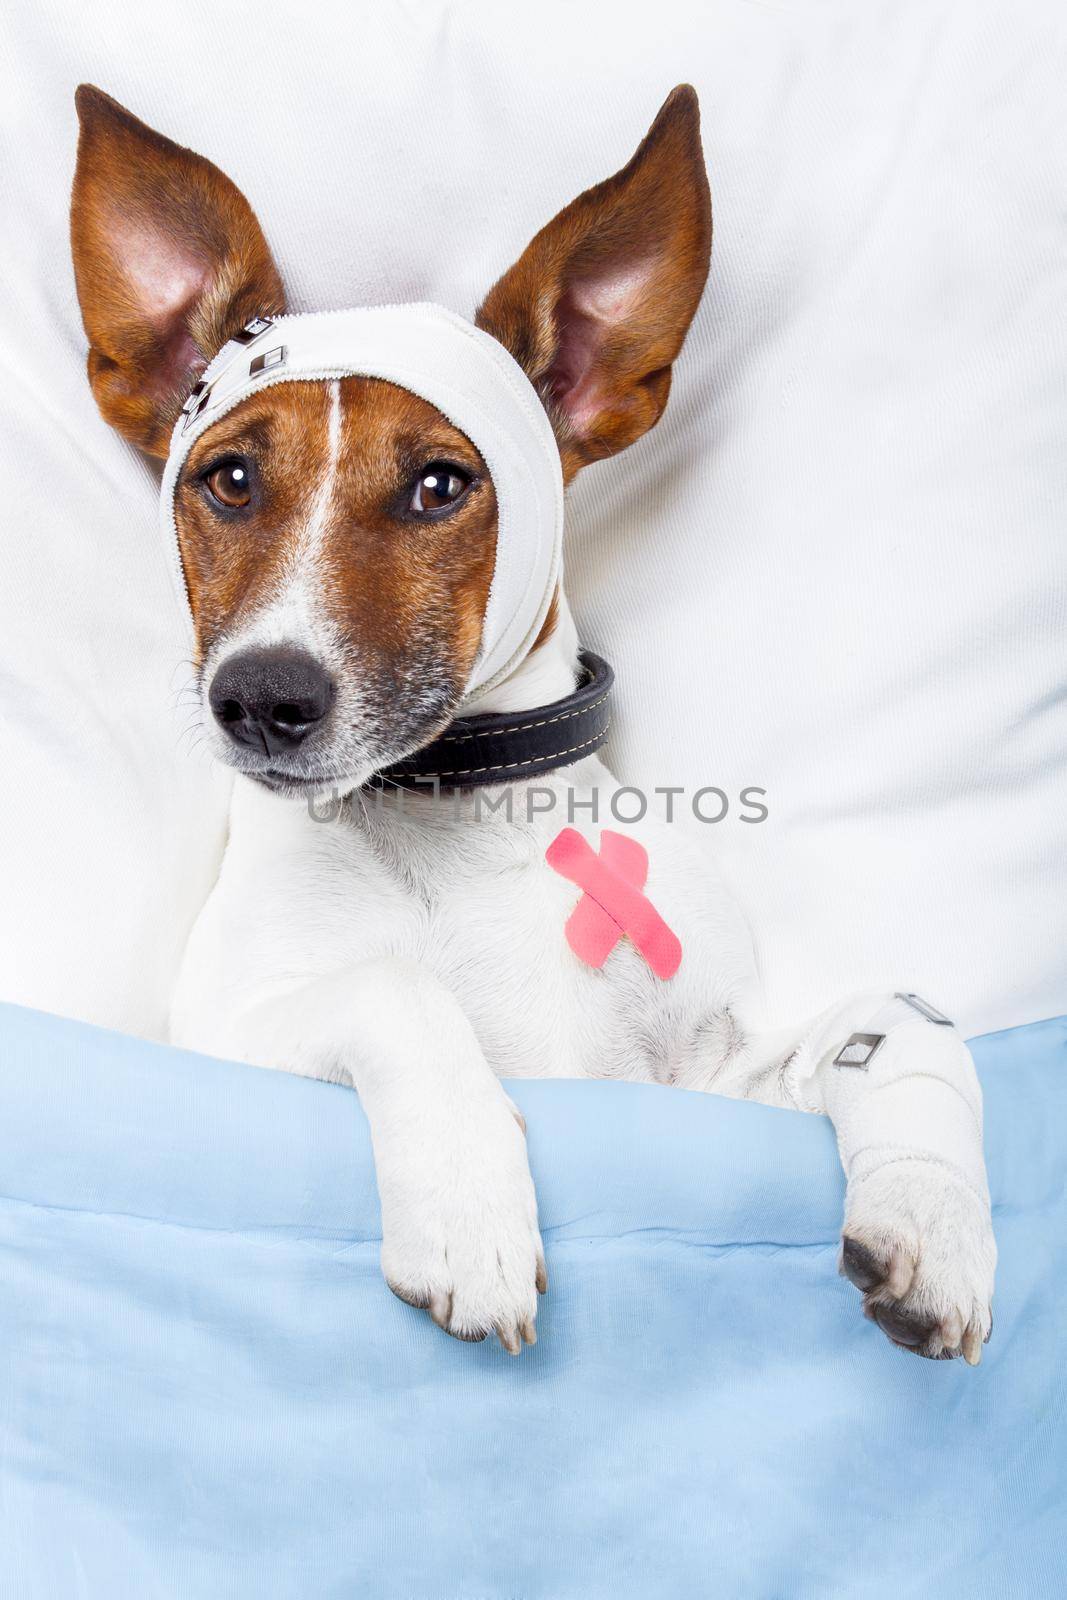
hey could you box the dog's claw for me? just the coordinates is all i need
[885,1248,917,1300]
[520,1317,537,1346]
[941,1309,963,1351]
[498,1324,521,1356]
[535,1253,548,1295]
[429,1289,453,1332]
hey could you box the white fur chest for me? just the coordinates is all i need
[172,758,755,1086]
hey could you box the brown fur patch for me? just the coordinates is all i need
[531,588,561,654]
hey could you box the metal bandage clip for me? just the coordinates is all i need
[180,317,281,433]
[833,1032,885,1070]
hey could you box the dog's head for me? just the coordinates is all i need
[71,84,710,795]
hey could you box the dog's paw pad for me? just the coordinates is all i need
[867,1296,943,1355]
[840,1235,915,1298]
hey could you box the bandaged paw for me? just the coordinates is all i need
[820,1016,988,1202]
[792,994,996,1363]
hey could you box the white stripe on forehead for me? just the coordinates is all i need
[212,380,345,665]
[159,303,564,697]
[282,378,342,592]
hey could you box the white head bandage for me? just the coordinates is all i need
[159,303,564,697]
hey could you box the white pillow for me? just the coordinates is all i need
[0,0,1062,1040]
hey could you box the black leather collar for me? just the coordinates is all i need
[370,650,614,790]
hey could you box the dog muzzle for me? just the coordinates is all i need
[158,303,564,698]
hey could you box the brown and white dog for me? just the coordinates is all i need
[70,84,996,1360]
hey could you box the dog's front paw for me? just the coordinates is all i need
[839,1159,996,1364]
[377,1091,546,1354]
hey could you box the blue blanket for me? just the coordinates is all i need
[0,1002,1063,1599]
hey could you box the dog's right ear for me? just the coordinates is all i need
[70,86,284,457]
[476,86,711,482]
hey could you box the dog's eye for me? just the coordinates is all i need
[204,459,252,510]
[408,463,472,517]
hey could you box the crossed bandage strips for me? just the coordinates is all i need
[545,828,682,980]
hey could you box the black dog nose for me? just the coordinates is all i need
[208,646,335,757]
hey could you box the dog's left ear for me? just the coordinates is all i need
[70,85,284,456]
[476,85,711,480]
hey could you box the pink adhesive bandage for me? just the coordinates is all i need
[545,828,682,980]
